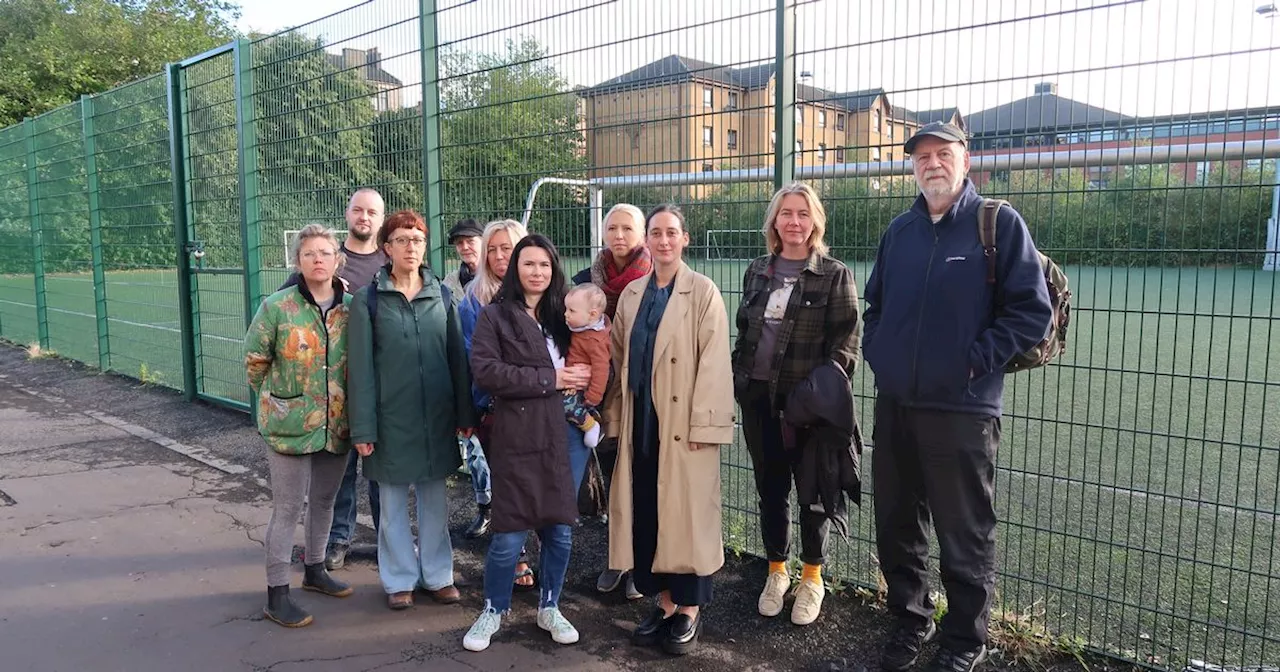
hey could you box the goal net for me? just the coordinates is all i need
[704,229,760,261]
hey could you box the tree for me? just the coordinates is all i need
[437,37,587,240]
[0,0,240,127]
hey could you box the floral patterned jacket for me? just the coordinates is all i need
[244,278,352,456]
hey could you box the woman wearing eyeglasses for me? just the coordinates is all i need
[347,210,478,611]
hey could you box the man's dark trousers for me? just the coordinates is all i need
[873,394,1000,650]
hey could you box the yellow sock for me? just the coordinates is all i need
[580,415,597,431]
[801,563,823,585]
[768,561,787,576]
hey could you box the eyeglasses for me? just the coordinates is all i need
[300,250,337,261]
[390,236,427,248]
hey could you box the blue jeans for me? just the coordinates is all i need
[376,477,453,594]
[483,424,588,612]
[463,436,492,506]
[328,450,380,547]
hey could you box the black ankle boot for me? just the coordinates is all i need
[264,585,313,628]
[464,504,491,539]
[302,562,354,597]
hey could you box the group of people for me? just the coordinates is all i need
[243,121,1053,672]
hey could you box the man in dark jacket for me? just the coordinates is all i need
[862,123,1052,672]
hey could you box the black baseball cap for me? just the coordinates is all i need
[448,218,483,242]
[904,122,967,154]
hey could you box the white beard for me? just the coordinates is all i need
[917,174,962,200]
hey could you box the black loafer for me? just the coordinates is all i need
[632,607,673,646]
[662,611,702,656]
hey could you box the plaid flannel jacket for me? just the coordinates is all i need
[732,251,863,405]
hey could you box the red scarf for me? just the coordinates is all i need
[590,246,652,318]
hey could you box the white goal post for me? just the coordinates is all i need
[282,229,348,268]
[704,229,760,261]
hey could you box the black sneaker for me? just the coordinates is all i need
[881,619,937,671]
[924,644,987,672]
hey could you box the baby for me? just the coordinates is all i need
[563,283,612,449]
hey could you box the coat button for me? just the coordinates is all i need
[674,435,682,442]
[805,300,811,306]
[670,357,676,364]
[671,396,678,403]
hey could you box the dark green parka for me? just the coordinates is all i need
[348,265,477,484]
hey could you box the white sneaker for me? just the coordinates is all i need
[583,423,601,449]
[463,608,502,652]
[537,607,580,645]
[758,570,792,617]
[790,580,825,626]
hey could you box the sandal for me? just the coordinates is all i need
[513,563,538,592]
[387,591,414,610]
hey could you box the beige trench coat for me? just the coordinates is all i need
[605,263,735,576]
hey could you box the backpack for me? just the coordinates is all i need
[978,198,1072,373]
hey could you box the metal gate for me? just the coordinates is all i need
[167,40,260,410]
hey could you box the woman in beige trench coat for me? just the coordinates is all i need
[604,204,734,656]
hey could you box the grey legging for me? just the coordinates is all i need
[265,450,348,586]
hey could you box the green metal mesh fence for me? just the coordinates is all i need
[92,74,181,385]
[31,101,96,365]
[0,1,1276,668]
[0,124,36,345]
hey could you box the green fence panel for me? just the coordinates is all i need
[0,123,36,344]
[93,74,182,388]
[31,103,95,364]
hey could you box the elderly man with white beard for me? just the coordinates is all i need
[860,123,1052,672]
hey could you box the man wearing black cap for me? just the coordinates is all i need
[861,122,1052,672]
[443,218,483,298]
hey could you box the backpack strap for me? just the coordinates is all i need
[978,199,1008,285]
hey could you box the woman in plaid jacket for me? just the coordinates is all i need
[731,182,863,628]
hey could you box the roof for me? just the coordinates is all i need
[589,56,889,113]
[323,52,402,87]
[966,93,1132,135]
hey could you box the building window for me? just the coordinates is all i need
[872,147,881,161]
[703,126,713,147]
[1195,161,1211,185]
[796,140,803,153]
[702,163,714,172]
[873,109,882,133]
[836,114,845,131]
[887,123,893,140]
[797,106,803,125]
[818,143,826,162]
[819,110,826,128]
[727,129,739,149]
[728,92,739,109]
[703,87,713,109]
[373,90,390,112]
[836,147,845,162]
[1246,158,1263,171]
[771,130,776,147]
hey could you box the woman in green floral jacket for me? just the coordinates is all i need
[244,223,356,629]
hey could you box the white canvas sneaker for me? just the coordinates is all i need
[463,608,502,652]
[790,579,825,625]
[758,570,792,617]
[537,607,580,644]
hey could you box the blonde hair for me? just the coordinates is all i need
[289,223,345,271]
[761,181,828,256]
[567,282,607,312]
[469,219,528,306]
[602,203,645,242]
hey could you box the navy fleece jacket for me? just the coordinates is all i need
[861,179,1053,417]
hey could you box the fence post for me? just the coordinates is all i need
[167,63,198,402]
[420,0,445,274]
[23,118,50,349]
[81,95,112,371]
[773,0,796,190]
[234,38,262,327]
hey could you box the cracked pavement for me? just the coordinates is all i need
[0,359,662,672]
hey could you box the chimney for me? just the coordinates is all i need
[1034,81,1057,96]
[366,47,381,67]
[342,48,362,70]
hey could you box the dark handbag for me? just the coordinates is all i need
[577,447,608,518]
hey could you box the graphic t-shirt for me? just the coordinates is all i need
[750,256,806,381]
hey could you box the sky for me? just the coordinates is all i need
[234,0,1280,118]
